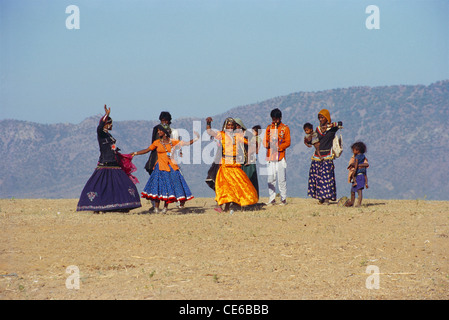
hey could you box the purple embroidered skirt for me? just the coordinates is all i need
[307,159,337,201]
[77,166,142,211]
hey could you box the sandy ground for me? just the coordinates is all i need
[1,197,448,300]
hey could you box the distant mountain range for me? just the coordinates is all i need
[1,80,448,201]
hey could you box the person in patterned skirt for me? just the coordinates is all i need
[307,109,342,205]
[132,125,199,213]
[77,105,142,213]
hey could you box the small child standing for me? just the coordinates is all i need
[303,122,322,158]
[348,141,368,207]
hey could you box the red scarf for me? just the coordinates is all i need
[117,152,139,184]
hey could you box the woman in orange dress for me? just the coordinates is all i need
[132,125,199,213]
[206,117,258,212]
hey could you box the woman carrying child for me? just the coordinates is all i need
[306,109,342,205]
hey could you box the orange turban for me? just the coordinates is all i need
[318,109,331,123]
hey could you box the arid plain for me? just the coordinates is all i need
[1,197,448,300]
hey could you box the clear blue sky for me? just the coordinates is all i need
[1,0,448,124]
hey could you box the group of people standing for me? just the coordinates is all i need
[77,104,368,214]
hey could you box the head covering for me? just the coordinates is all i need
[234,118,247,130]
[222,117,236,131]
[318,109,331,123]
[156,124,170,137]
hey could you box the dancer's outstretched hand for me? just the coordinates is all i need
[104,104,111,115]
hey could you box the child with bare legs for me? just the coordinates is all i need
[347,141,369,207]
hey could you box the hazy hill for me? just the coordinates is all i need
[1,80,448,200]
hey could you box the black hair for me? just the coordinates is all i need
[159,111,172,123]
[351,141,367,154]
[252,125,261,131]
[270,108,282,119]
[303,122,313,130]
[156,124,171,137]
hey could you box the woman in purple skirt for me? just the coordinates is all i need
[306,109,342,205]
[77,105,142,213]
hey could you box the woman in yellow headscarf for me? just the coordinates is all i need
[307,109,342,205]
[206,117,258,212]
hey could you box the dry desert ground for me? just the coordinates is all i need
[1,197,448,300]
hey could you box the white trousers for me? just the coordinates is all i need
[267,158,287,202]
